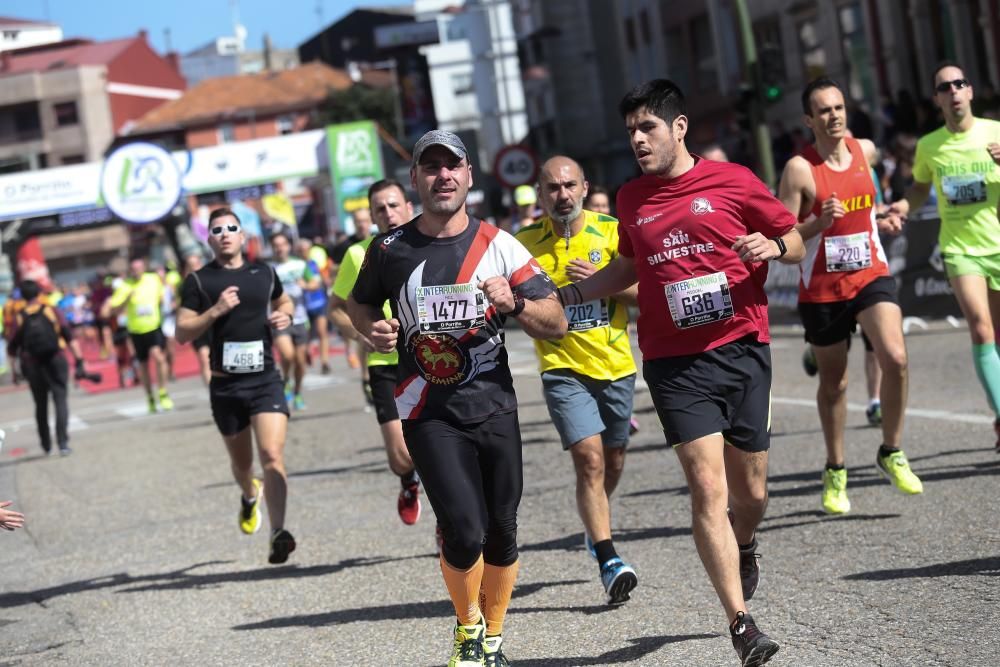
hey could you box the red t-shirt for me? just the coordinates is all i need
[798,137,889,303]
[616,158,797,359]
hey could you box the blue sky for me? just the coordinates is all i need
[2,0,408,54]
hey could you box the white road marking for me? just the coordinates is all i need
[772,396,993,425]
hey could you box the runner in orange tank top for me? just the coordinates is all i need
[778,77,924,516]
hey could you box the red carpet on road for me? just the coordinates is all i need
[70,339,347,395]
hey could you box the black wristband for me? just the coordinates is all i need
[509,292,526,317]
[772,237,787,258]
[571,284,583,305]
[556,286,566,307]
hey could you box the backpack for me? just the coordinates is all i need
[20,307,61,360]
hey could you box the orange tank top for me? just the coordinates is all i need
[797,137,888,303]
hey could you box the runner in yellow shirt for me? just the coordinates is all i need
[108,257,173,413]
[892,61,1000,451]
[516,156,640,605]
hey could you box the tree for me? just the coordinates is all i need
[314,84,398,136]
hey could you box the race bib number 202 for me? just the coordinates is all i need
[416,283,486,332]
[665,272,734,329]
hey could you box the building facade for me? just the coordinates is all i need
[0,32,185,173]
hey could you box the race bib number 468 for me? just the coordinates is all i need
[416,283,486,332]
[222,340,264,374]
[665,272,734,329]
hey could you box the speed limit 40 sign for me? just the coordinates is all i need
[493,145,539,189]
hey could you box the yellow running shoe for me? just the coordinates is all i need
[876,449,923,495]
[239,479,263,534]
[822,467,851,515]
[158,389,174,411]
[483,635,509,667]
[448,616,486,667]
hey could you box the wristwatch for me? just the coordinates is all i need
[508,292,526,317]
[772,237,787,259]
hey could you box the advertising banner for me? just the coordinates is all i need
[181,131,325,194]
[0,163,101,221]
[326,121,384,233]
[100,142,183,224]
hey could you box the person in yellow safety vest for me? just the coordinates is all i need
[108,257,174,413]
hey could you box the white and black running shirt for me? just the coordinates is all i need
[180,260,284,375]
[352,217,556,423]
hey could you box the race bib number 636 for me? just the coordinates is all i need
[665,272,734,329]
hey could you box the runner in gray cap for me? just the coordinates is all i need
[412,130,468,165]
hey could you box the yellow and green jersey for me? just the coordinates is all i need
[331,237,398,367]
[914,117,1000,256]
[109,272,164,335]
[516,210,636,380]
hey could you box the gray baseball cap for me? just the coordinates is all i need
[412,130,468,166]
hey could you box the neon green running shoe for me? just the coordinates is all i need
[822,467,851,515]
[147,396,158,414]
[876,449,923,495]
[158,389,174,411]
[483,635,509,667]
[448,616,485,667]
[239,479,263,535]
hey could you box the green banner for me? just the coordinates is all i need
[326,121,385,233]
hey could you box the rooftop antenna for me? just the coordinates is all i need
[315,0,323,24]
[163,27,172,52]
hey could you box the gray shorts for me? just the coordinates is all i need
[540,368,636,450]
[275,323,309,346]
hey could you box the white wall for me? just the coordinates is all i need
[0,23,63,52]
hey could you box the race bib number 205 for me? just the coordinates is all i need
[416,283,486,332]
[665,272,734,329]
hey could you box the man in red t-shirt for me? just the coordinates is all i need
[562,79,803,666]
[778,77,923,518]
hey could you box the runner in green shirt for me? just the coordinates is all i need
[892,61,1000,452]
[328,180,423,525]
[108,257,173,413]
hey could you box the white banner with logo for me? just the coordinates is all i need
[0,163,101,220]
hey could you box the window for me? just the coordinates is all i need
[451,72,474,95]
[624,17,637,52]
[691,14,717,92]
[664,25,691,93]
[276,115,295,135]
[639,10,652,45]
[219,123,235,143]
[838,2,875,103]
[61,154,85,165]
[797,16,827,81]
[54,101,78,126]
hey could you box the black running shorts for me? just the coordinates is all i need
[798,276,898,347]
[643,335,772,453]
[130,328,166,362]
[209,371,289,436]
[368,364,399,424]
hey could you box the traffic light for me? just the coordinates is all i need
[735,84,754,132]
[759,45,784,104]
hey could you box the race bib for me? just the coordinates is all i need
[941,174,987,205]
[565,299,610,332]
[665,272,734,329]
[416,283,486,332]
[135,304,155,317]
[222,340,264,374]
[825,232,872,272]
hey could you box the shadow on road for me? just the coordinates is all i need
[233,579,588,630]
[843,556,1000,581]
[0,555,419,608]
[506,633,717,666]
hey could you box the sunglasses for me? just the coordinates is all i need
[210,224,241,236]
[935,78,970,93]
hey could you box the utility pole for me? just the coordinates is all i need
[733,0,776,189]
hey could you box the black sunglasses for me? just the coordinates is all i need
[935,78,970,93]
[210,224,241,236]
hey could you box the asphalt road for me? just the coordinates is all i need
[1,322,997,666]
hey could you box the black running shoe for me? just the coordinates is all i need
[730,611,779,666]
[268,529,296,564]
[739,538,761,601]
